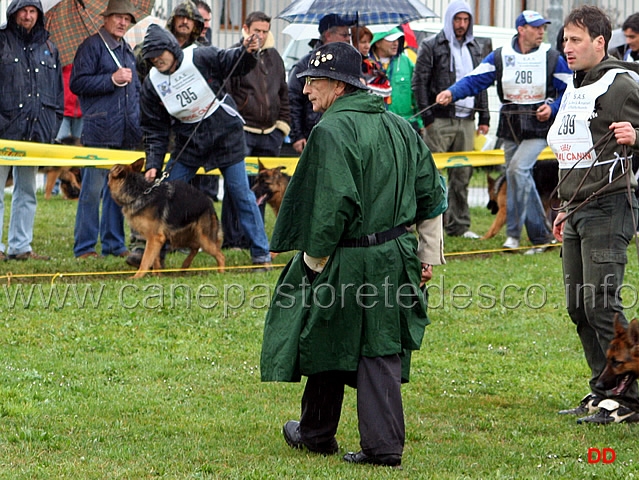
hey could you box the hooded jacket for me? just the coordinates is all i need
[0,0,63,142]
[412,0,489,128]
[70,24,141,149]
[554,58,639,203]
[370,27,422,129]
[140,24,257,171]
[227,30,290,135]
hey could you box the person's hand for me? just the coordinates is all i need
[610,121,637,146]
[144,168,158,181]
[536,104,551,122]
[112,67,132,86]
[293,138,306,154]
[435,90,453,106]
[477,124,489,135]
[420,264,433,288]
[553,211,566,242]
[243,34,260,53]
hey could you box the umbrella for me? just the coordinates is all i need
[277,0,437,26]
[43,0,154,65]
[124,14,165,47]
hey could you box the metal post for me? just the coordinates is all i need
[546,0,563,51]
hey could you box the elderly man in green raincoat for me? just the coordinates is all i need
[260,42,447,468]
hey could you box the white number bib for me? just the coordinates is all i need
[149,46,217,124]
[501,43,549,104]
[547,69,633,170]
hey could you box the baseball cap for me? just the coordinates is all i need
[383,30,403,42]
[515,10,551,28]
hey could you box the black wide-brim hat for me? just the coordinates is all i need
[296,42,368,90]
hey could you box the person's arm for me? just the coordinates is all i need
[550,54,573,117]
[287,60,306,148]
[69,38,117,97]
[139,79,171,173]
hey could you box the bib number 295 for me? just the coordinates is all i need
[177,87,198,107]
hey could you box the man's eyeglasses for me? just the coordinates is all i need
[336,32,352,39]
[305,77,329,86]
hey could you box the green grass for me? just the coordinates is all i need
[1,189,639,479]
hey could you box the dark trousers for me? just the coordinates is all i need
[299,355,405,456]
[562,192,639,410]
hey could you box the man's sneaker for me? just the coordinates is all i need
[502,236,519,249]
[558,393,601,415]
[577,399,639,424]
[462,231,480,239]
[7,251,50,261]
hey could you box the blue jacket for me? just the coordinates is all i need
[0,0,63,142]
[448,35,572,141]
[70,27,142,149]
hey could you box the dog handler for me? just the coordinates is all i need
[260,42,447,467]
[139,24,272,268]
[550,5,639,424]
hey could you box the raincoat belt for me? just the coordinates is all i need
[338,225,409,248]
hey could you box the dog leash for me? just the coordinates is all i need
[144,35,257,194]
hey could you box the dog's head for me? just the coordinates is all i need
[596,316,639,395]
[486,174,506,215]
[107,158,145,203]
[252,165,289,206]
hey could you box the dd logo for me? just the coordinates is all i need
[588,448,616,464]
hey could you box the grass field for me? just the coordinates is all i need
[1,186,639,479]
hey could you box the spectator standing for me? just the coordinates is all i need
[194,0,212,45]
[413,0,489,239]
[436,10,572,254]
[354,25,392,99]
[0,0,62,261]
[223,11,290,249]
[370,27,423,132]
[140,24,272,268]
[610,13,639,62]
[288,13,353,154]
[549,5,639,424]
[70,0,142,259]
[261,42,447,468]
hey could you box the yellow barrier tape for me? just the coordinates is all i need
[0,138,557,172]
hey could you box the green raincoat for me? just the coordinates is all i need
[260,90,446,383]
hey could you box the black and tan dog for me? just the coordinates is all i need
[252,165,290,217]
[482,160,560,239]
[596,316,639,396]
[108,158,225,278]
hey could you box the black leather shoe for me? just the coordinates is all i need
[343,450,402,467]
[282,420,338,455]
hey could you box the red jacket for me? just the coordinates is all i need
[62,64,81,118]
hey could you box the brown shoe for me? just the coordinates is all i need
[0,251,5,261]
[115,250,130,258]
[77,252,99,260]
[8,251,50,261]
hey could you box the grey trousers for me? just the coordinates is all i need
[423,118,476,236]
[299,354,405,456]
[562,192,639,410]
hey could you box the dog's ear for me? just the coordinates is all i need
[487,175,494,189]
[628,318,639,345]
[613,314,628,339]
[258,159,266,171]
[131,158,145,172]
[109,164,126,178]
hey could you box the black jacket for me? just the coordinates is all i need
[0,0,63,142]
[412,30,489,128]
[288,51,322,143]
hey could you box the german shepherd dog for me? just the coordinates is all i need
[107,158,225,279]
[252,165,290,217]
[45,136,83,200]
[596,316,639,395]
[482,160,560,239]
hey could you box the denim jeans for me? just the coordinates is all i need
[503,139,552,245]
[55,116,83,141]
[0,165,37,255]
[74,167,127,257]
[562,192,639,410]
[165,159,271,263]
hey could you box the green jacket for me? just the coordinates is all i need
[260,90,446,383]
[556,58,639,203]
[371,28,423,129]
